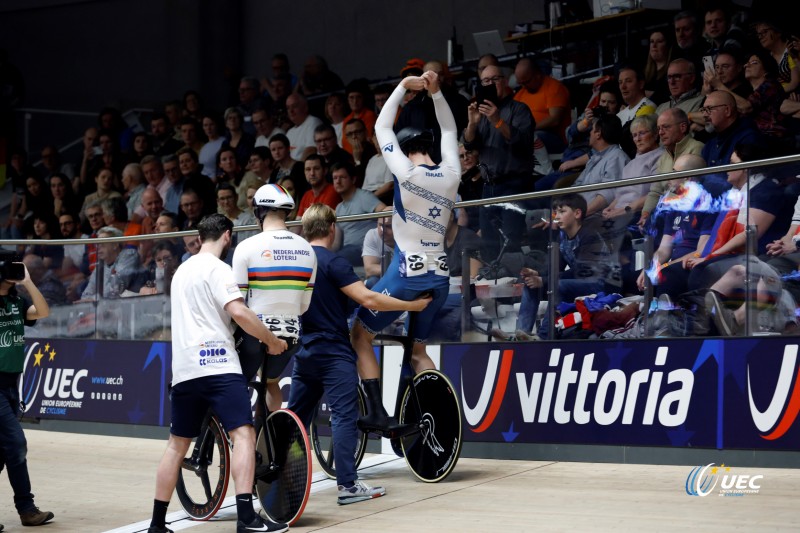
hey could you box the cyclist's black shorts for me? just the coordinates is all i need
[233,326,299,382]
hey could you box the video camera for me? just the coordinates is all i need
[0,250,25,282]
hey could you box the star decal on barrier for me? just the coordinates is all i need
[429,206,442,219]
[33,349,45,367]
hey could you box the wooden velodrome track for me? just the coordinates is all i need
[1,428,798,532]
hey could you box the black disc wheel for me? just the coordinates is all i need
[399,370,463,483]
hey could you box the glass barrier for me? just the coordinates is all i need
[3,153,800,344]
[457,154,800,343]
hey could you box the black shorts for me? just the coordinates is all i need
[233,326,299,382]
[170,373,252,437]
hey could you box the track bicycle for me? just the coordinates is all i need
[310,311,463,483]
[174,342,311,525]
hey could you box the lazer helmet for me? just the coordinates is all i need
[396,127,434,155]
[253,183,295,221]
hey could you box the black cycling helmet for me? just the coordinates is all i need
[396,127,434,155]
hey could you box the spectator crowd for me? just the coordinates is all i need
[3,2,800,340]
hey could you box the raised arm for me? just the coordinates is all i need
[423,70,459,172]
[20,266,50,320]
[375,80,421,179]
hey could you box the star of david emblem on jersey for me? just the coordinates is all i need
[428,206,442,219]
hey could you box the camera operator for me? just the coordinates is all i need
[0,254,55,527]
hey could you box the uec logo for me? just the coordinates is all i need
[685,463,719,497]
[686,463,763,496]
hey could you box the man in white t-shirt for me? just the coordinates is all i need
[361,131,394,205]
[286,93,323,161]
[361,206,395,289]
[148,213,288,533]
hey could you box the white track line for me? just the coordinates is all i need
[105,455,405,533]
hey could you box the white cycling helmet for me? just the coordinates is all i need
[253,184,295,221]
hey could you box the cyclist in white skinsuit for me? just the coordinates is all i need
[351,71,461,431]
[232,183,317,411]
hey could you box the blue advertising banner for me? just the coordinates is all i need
[19,338,171,426]
[442,339,719,448]
[17,336,800,452]
[720,338,800,450]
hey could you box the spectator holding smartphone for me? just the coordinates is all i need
[463,65,535,258]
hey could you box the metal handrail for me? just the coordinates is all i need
[17,106,154,161]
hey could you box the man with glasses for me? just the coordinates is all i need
[178,189,206,230]
[655,59,704,115]
[638,108,705,228]
[314,123,353,179]
[698,90,760,196]
[690,52,752,132]
[463,64,535,258]
[79,226,143,300]
[344,119,377,182]
[236,76,263,135]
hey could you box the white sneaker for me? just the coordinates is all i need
[337,480,386,505]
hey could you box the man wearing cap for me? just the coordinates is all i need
[463,64,535,258]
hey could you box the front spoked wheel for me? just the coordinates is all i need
[255,409,311,525]
[176,414,230,519]
[399,370,462,483]
[310,387,368,479]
